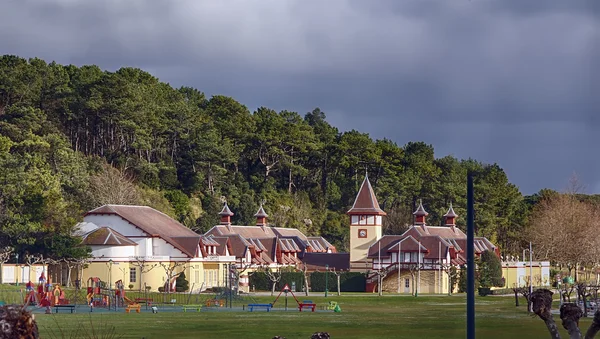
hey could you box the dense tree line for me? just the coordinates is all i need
[0,55,564,259]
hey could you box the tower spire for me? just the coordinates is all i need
[413,199,429,232]
[347,175,386,216]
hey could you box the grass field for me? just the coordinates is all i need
[30,293,587,339]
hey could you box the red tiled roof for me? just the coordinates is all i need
[347,175,386,216]
[86,205,199,257]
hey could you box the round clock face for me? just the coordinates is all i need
[359,230,367,237]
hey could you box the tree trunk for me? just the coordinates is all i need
[304,273,310,297]
[560,303,583,339]
[337,275,341,296]
[514,290,520,307]
[584,310,600,339]
[271,281,276,296]
[531,289,562,339]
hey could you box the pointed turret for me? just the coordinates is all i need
[254,203,271,235]
[443,203,458,225]
[443,203,459,234]
[413,199,429,233]
[347,174,386,216]
[219,202,234,226]
[254,204,268,226]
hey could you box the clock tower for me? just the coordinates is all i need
[347,174,386,270]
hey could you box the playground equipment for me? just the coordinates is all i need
[86,277,113,309]
[271,284,317,312]
[23,272,63,313]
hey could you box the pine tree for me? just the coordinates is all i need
[175,272,189,292]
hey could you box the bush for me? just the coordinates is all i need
[128,284,134,290]
[479,250,503,288]
[309,272,365,292]
[158,287,165,293]
[176,272,189,292]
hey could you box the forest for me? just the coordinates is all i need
[0,55,589,260]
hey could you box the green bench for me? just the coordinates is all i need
[182,304,203,312]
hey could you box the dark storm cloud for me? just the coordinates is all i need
[0,0,598,194]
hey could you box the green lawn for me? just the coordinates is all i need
[30,294,583,339]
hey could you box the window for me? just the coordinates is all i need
[405,278,410,288]
[129,268,137,283]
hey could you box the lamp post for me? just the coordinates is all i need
[15,253,19,286]
[524,242,533,313]
[325,264,329,298]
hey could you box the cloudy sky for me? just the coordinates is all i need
[1,0,598,194]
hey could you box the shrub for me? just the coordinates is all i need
[158,287,165,293]
[128,284,134,290]
[176,272,189,292]
[479,250,503,288]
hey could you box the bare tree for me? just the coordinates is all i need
[159,261,188,292]
[0,247,13,284]
[88,164,140,206]
[301,265,310,296]
[262,266,282,296]
[330,268,345,296]
[131,258,158,291]
[231,263,253,294]
[531,288,600,339]
[24,254,42,283]
[529,189,600,281]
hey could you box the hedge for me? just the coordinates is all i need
[249,271,305,292]
[248,271,366,292]
[310,272,366,292]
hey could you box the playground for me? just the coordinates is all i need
[3,274,593,338]
[31,293,587,339]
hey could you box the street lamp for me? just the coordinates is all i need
[325,264,329,298]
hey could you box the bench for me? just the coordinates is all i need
[182,304,203,312]
[299,300,316,312]
[134,298,153,306]
[125,304,141,313]
[247,303,272,312]
[54,305,76,313]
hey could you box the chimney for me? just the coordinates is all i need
[254,204,269,234]
[219,202,234,232]
[413,199,429,234]
[443,203,459,234]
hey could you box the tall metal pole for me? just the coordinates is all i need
[378,241,382,296]
[397,241,401,293]
[438,241,442,294]
[416,241,421,297]
[467,173,475,339]
[325,264,329,298]
[529,242,533,313]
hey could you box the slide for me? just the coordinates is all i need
[86,292,93,304]
[123,296,135,305]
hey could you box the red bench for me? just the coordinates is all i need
[299,301,316,312]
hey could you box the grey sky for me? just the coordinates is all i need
[1,0,598,194]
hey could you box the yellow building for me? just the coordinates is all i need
[74,205,235,292]
[500,260,551,289]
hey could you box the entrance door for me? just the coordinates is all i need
[404,278,410,293]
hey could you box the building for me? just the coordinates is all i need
[204,203,348,291]
[347,175,498,294]
[73,205,235,292]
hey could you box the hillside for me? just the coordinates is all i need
[0,55,531,256]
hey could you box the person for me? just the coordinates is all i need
[25,281,33,292]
